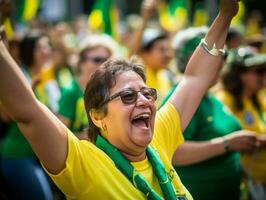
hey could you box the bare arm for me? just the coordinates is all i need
[127,0,157,56]
[58,115,89,140]
[169,0,239,131]
[172,139,226,166]
[173,130,260,166]
[0,39,68,174]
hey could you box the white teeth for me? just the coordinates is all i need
[133,113,150,120]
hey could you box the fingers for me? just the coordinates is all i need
[0,25,9,49]
[141,0,157,21]
[241,136,266,153]
[255,136,266,148]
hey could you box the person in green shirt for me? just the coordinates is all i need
[0,33,59,200]
[0,2,248,199]
[161,27,266,200]
[216,46,266,199]
[58,35,114,138]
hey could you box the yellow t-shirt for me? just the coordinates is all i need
[146,67,173,106]
[216,90,266,183]
[34,65,61,113]
[43,102,192,200]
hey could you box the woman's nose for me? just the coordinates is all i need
[135,92,151,106]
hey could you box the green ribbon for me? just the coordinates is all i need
[96,135,177,200]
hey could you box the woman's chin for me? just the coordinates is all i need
[133,135,153,148]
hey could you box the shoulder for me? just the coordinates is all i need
[215,90,234,107]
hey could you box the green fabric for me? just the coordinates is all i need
[89,0,115,36]
[1,123,37,158]
[56,66,74,90]
[169,0,188,16]
[1,67,60,158]
[96,135,177,200]
[161,84,243,200]
[58,79,88,132]
[16,0,40,22]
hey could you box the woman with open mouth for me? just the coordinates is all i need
[0,0,239,199]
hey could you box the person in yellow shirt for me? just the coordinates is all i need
[0,1,239,199]
[216,46,266,199]
[128,0,175,105]
[0,33,61,200]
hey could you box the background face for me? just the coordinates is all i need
[145,39,173,71]
[34,36,52,66]
[241,69,265,93]
[79,46,111,79]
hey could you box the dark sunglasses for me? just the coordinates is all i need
[101,87,157,106]
[82,56,109,64]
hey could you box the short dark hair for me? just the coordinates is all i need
[19,32,45,67]
[84,56,146,142]
[141,29,168,52]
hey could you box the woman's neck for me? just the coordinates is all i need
[242,87,255,98]
[77,74,89,91]
[120,149,147,162]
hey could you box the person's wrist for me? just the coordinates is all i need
[222,137,230,153]
[200,38,226,57]
[218,11,235,21]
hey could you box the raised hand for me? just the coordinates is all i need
[224,130,261,153]
[219,0,240,18]
[141,0,157,21]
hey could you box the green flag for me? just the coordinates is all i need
[88,0,118,37]
[192,2,208,27]
[17,0,40,22]
[159,0,189,32]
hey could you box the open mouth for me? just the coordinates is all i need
[131,113,150,129]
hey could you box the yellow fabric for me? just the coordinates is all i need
[43,102,192,200]
[23,0,39,21]
[72,98,88,131]
[39,65,55,82]
[34,65,61,112]
[216,90,266,183]
[146,67,173,106]
[4,18,14,40]
[34,65,56,107]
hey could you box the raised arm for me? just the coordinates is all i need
[169,0,239,131]
[0,34,68,174]
[127,0,157,56]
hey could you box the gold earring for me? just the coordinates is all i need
[101,122,107,134]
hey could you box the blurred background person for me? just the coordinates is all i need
[216,46,266,200]
[0,32,62,200]
[57,34,117,139]
[161,27,266,200]
[226,28,244,50]
[128,0,175,105]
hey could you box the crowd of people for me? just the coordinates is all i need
[0,0,266,200]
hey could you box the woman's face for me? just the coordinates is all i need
[34,36,52,66]
[79,46,111,80]
[241,69,264,94]
[102,71,157,156]
[144,39,173,71]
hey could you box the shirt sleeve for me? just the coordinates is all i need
[41,130,99,198]
[153,102,184,160]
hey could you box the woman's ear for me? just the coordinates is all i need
[89,109,105,129]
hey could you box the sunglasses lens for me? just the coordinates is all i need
[92,57,107,64]
[120,90,137,104]
[141,88,157,101]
